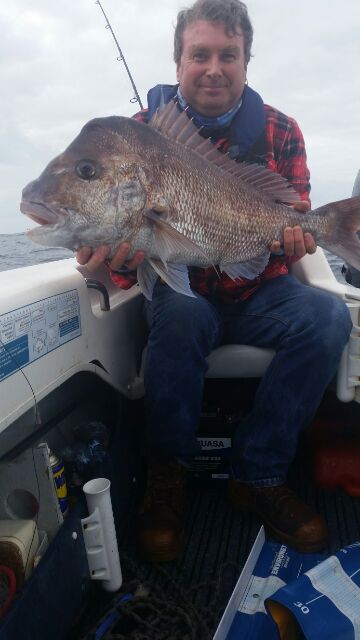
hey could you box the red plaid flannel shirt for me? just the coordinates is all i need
[110,104,311,302]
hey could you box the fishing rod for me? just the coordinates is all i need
[95,0,143,110]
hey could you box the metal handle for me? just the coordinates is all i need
[85,279,110,311]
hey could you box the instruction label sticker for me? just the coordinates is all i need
[0,290,81,382]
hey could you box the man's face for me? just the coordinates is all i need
[176,20,247,117]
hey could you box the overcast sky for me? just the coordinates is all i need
[1,0,360,234]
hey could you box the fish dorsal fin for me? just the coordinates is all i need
[149,100,301,205]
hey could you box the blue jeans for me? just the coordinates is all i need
[143,275,352,486]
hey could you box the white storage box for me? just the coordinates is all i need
[0,519,39,589]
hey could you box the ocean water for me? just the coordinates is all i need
[0,233,73,272]
[0,232,348,283]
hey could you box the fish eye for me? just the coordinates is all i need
[76,159,97,180]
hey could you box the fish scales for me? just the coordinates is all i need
[131,127,282,259]
[135,130,317,263]
[20,101,360,299]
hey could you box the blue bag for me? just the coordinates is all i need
[267,542,360,639]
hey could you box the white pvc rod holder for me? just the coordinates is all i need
[81,477,122,592]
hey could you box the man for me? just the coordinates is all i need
[77,0,352,561]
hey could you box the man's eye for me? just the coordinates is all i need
[193,53,207,62]
[222,53,236,62]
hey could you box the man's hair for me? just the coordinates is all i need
[174,0,253,65]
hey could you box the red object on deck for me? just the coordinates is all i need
[312,444,360,496]
[309,417,360,496]
[0,565,16,619]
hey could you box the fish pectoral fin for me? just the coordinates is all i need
[148,259,195,298]
[144,209,210,263]
[220,252,270,280]
[137,260,160,300]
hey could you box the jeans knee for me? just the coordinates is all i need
[310,296,352,360]
[145,286,222,359]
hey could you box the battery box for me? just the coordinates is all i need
[189,379,258,482]
[190,397,242,482]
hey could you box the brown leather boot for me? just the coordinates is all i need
[136,452,187,562]
[228,479,328,553]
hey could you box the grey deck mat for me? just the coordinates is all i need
[95,476,360,639]
[76,387,360,639]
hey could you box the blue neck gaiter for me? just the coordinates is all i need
[176,87,242,130]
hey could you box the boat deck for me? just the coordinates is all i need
[1,384,359,640]
[72,477,360,639]
[71,388,360,640]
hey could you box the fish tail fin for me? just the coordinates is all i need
[317,195,360,270]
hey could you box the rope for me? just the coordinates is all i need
[86,554,241,639]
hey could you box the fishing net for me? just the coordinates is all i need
[78,552,239,640]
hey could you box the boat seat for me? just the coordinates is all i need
[136,344,274,394]
[201,344,274,378]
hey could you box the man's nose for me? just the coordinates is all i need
[205,56,222,76]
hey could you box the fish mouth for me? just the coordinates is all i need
[20,201,69,227]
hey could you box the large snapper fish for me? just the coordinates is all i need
[20,100,360,299]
